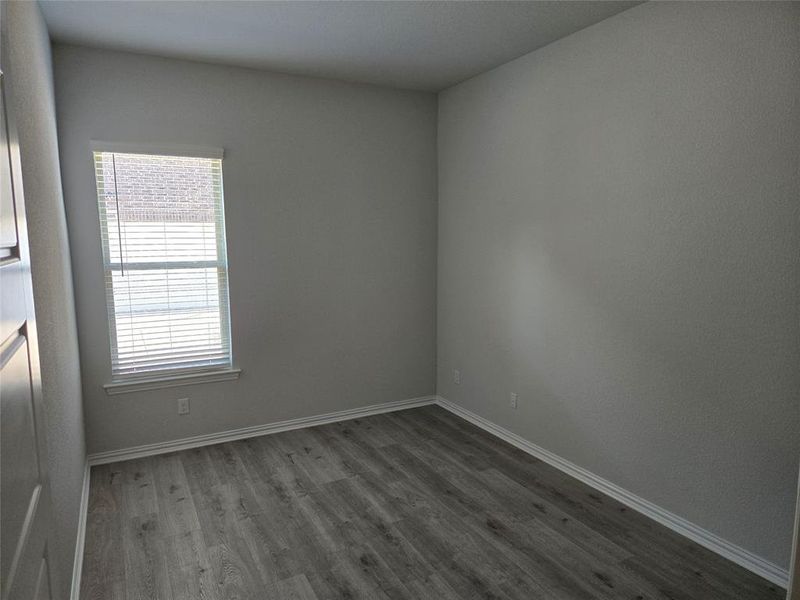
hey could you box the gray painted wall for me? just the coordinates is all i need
[437,1,799,569]
[6,2,87,596]
[53,45,438,454]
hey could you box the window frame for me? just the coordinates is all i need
[90,142,239,393]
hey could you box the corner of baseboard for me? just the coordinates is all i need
[433,395,789,589]
[87,394,438,465]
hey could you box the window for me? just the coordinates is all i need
[93,149,232,380]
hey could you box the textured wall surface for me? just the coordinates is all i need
[6,2,87,596]
[437,1,799,568]
[53,45,438,453]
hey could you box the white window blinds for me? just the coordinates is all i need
[93,150,232,379]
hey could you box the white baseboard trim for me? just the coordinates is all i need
[434,395,789,588]
[87,395,437,466]
[69,460,90,600]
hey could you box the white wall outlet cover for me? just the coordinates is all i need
[510,392,518,408]
[177,398,190,415]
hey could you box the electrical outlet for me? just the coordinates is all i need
[453,369,461,384]
[509,392,518,409]
[177,398,190,415]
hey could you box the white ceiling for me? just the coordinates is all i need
[40,0,640,92]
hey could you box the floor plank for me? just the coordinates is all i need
[80,406,784,599]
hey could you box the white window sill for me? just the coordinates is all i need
[103,368,241,396]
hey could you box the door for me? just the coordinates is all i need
[0,6,57,599]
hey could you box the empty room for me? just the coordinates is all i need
[1,0,799,598]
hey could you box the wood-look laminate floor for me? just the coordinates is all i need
[80,405,783,600]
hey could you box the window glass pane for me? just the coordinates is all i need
[93,151,231,378]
